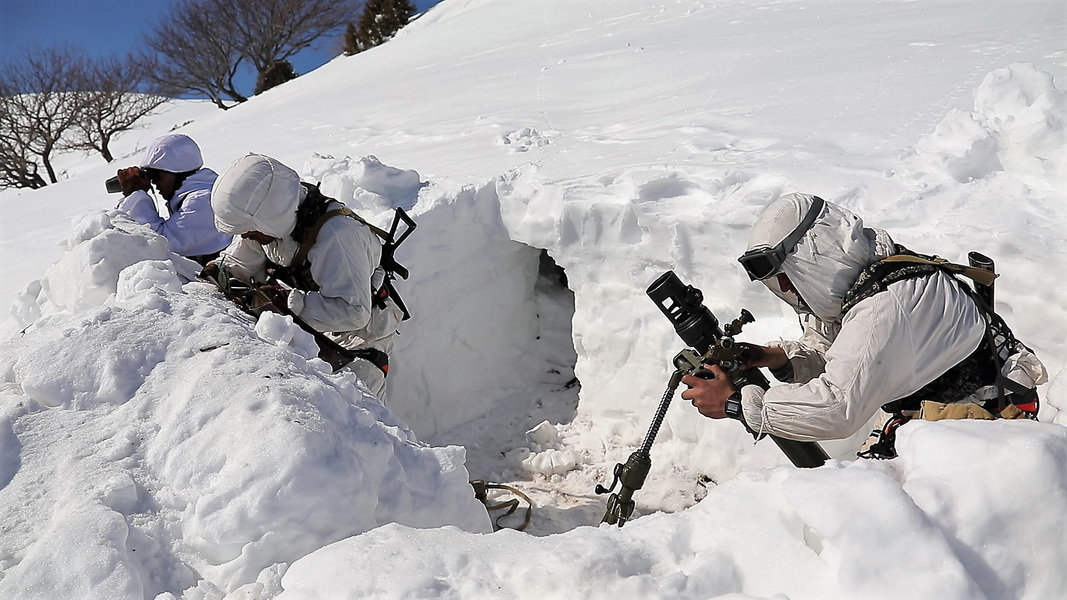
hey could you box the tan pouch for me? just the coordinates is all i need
[998,404,1031,420]
[919,401,995,421]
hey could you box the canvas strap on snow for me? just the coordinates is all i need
[470,480,533,532]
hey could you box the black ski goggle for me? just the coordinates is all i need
[737,196,825,281]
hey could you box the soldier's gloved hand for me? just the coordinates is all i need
[116,167,151,196]
[736,343,766,368]
[736,343,789,370]
[248,284,290,316]
[200,261,219,280]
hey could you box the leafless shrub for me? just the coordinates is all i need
[0,45,92,186]
[70,55,169,162]
[145,0,361,105]
[0,45,167,188]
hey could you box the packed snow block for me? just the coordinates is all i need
[0,216,492,598]
[12,302,172,408]
[896,420,1067,599]
[279,155,548,439]
[496,167,677,431]
[12,211,198,327]
[901,63,1066,186]
[494,167,781,436]
[279,420,1067,600]
[386,180,542,437]
[137,308,492,588]
[304,153,424,212]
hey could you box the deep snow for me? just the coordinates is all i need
[1,0,1065,598]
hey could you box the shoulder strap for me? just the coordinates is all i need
[841,246,998,314]
[341,208,392,241]
[849,247,1037,416]
[289,202,413,321]
[292,207,353,270]
[289,182,415,321]
[879,254,998,288]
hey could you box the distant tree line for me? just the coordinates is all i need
[1,0,418,190]
[0,46,166,189]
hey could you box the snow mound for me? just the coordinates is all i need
[10,211,201,329]
[0,212,490,598]
[303,154,424,212]
[900,63,1066,187]
[278,420,1067,600]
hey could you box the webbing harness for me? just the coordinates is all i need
[279,183,415,321]
[849,247,1039,459]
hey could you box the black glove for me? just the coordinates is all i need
[116,167,151,196]
[735,343,766,369]
[199,261,219,280]
[246,285,289,316]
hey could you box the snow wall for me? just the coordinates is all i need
[0,211,494,597]
[1,62,1064,597]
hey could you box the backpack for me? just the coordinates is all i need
[846,246,1044,459]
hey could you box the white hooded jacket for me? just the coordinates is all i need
[117,135,232,257]
[738,194,987,441]
[210,154,404,357]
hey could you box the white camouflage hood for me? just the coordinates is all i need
[140,134,204,173]
[746,193,895,322]
[211,154,305,238]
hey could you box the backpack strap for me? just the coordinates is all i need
[850,248,1038,460]
[288,184,414,321]
[291,207,356,271]
[879,254,998,288]
[842,246,998,314]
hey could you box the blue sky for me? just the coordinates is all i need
[1,0,441,89]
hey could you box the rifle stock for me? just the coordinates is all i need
[202,271,358,372]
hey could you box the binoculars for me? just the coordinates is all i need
[105,167,153,194]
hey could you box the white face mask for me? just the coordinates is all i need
[762,275,811,316]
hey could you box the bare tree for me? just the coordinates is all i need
[226,0,360,95]
[146,0,360,104]
[0,101,48,189]
[71,55,169,162]
[143,0,248,109]
[0,45,91,185]
[0,45,170,189]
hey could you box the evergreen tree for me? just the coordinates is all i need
[256,60,299,95]
[345,0,416,55]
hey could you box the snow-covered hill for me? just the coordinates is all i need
[1,0,1064,598]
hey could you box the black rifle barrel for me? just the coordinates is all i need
[769,435,829,468]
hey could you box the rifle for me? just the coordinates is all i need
[595,271,829,527]
[202,267,368,372]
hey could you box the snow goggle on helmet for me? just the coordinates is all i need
[737,196,825,281]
